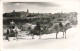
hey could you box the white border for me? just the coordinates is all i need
[1,0,80,51]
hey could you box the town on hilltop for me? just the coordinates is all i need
[3,9,77,25]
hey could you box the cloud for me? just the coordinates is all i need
[3,2,60,7]
[3,2,61,13]
[23,2,59,7]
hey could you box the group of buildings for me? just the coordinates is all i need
[3,9,77,25]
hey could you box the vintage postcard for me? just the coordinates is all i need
[1,0,80,51]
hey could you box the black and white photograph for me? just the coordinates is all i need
[2,0,80,50]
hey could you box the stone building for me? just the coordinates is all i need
[20,9,29,18]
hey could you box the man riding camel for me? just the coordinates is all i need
[10,20,15,29]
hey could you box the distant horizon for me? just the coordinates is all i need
[3,9,62,14]
[3,9,77,14]
[3,1,79,14]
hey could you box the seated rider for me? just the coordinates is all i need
[10,20,15,29]
[59,22,63,27]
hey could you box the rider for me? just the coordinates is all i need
[10,20,15,29]
[59,22,63,30]
[59,22,63,27]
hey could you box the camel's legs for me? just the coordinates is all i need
[16,34,18,41]
[13,34,16,40]
[65,31,66,38]
[63,32,64,38]
[6,33,10,41]
[39,32,41,39]
[32,34,34,39]
[39,34,41,39]
[39,35,41,39]
[56,33,58,39]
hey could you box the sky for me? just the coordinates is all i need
[3,0,80,14]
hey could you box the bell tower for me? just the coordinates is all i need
[27,9,29,13]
